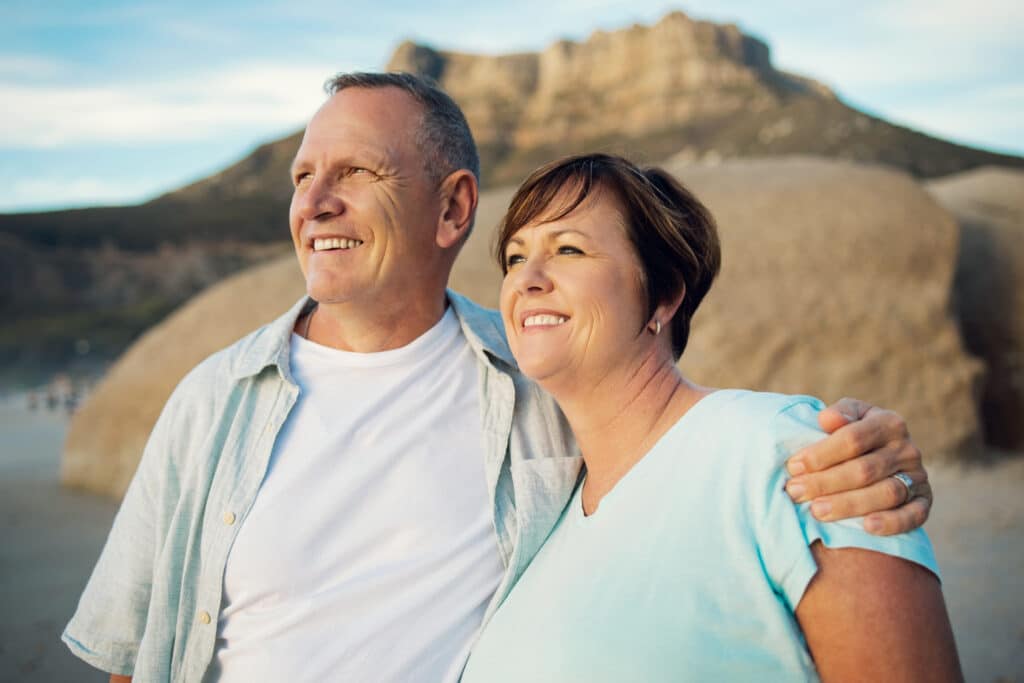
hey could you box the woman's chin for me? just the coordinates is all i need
[516,358,572,389]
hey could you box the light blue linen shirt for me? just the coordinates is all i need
[462,390,939,682]
[62,291,583,682]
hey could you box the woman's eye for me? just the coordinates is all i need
[557,245,583,255]
[505,253,525,268]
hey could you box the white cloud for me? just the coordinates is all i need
[0,54,64,79]
[0,175,158,212]
[865,0,1023,39]
[0,61,338,148]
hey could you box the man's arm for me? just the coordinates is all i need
[785,398,932,535]
[795,542,962,682]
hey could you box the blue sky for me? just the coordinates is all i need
[2,0,1021,212]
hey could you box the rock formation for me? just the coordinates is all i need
[667,157,982,460]
[62,157,983,500]
[387,11,1024,185]
[928,167,1024,449]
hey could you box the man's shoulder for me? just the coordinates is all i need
[171,300,302,403]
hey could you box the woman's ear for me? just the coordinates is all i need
[650,285,686,333]
[436,170,479,249]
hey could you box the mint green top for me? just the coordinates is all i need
[462,390,938,682]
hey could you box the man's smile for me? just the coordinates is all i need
[313,237,364,251]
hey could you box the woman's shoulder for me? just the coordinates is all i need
[695,389,825,442]
[677,389,827,482]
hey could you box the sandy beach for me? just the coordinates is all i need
[0,394,114,682]
[1,392,1022,682]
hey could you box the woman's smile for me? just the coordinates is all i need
[500,188,648,387]
[520,310,570,330]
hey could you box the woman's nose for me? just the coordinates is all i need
[513,257,554,295]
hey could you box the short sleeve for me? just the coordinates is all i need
[755,398,940,614]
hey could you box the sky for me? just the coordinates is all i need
[1,0,1021,213]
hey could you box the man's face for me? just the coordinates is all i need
[289,87,444,316]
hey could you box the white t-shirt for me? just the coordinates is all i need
[209,307,505,682]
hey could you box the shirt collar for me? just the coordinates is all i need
[446,289,517,371]
[230,290,516,382]
[230,296,314,382]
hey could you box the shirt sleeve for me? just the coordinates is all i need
[61,378,190,676]
[755,397,940,614]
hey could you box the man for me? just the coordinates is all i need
[64,72,932,682]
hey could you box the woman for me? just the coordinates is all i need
[462,154,961,681]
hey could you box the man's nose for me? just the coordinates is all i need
[294,176,345,221]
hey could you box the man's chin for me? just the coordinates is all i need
[304,278,359,305]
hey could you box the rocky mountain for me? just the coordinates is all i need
[6,10,1020,252]
[387,12,1023,185]
[4,10,1022,385]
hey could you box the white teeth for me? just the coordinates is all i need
[523,314,568,328]
[313,238,363,251]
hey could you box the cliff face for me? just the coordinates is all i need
[386,11,1021,185]
[389,13,827,152]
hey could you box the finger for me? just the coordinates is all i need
[785,447,901,503]
[824,396,873,424]
[804,470,927,521]
[890,436,924,476]
[911,472,933,509]
[787,408,905,475]
[862,492,932,536]
[816,406,852,434]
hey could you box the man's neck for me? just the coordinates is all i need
[297,294,449,353]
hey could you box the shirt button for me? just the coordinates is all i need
[198,611,211,625]
[223,512,236,525]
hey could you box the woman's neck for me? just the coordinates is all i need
[543,350,710,515]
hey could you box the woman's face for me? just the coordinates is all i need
[500,187,650,386]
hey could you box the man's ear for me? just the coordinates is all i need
[436,170,479,249]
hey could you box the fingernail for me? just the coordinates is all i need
[786,482,806,501]
[811,500,832,518]
[840,410,858,422]
[787,459,806,476]
[865,516,882,533]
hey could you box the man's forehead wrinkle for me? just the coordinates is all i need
[293,129,402,174]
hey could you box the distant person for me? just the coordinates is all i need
[461,153,961,681]
[64,73,933,683]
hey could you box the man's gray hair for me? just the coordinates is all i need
[324,71,480,185]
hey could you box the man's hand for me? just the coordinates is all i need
[784,398,932,536]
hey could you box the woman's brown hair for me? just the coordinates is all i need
[495,153,721,359]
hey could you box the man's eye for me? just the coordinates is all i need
[294,172,312,186]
